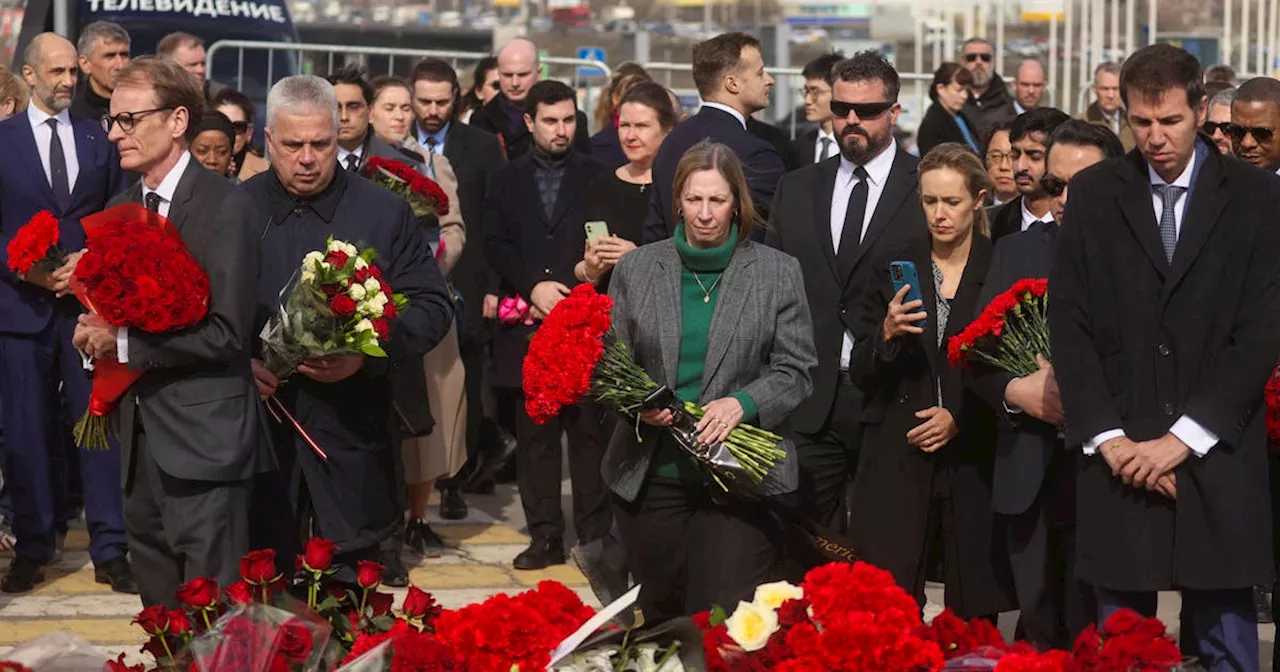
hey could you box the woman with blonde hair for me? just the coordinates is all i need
[847,142,1015,618]
[0,65,29,119]
[606,139,817,620]
[367,75,472,552]
[590,67,652,168]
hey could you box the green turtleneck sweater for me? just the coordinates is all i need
[651,223,759,480]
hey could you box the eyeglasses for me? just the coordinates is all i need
[1041,174,1068,197]
[488,80,500,91]
[801,86,831,99]
[1224,123,1275,144]
[964,53,993,63]
[1201,121,1230,136]
[105,107,173,133]
[229,120,249,134]
[829,100,895,120]
[985,151,1013,166]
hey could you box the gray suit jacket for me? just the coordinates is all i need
[603,239,818,502]
[111,159,272,488]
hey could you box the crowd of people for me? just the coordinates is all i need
[1,20,1279,672]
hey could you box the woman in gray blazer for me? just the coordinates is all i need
[605,140,818,621]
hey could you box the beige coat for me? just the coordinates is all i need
[403,136,466,276]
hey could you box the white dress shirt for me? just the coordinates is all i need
[814,128,838,163]
[832,142,898,368]
[699,101,747,129]
[27,104,80,193]
[1019,198,1055,231]
[337,145,364,171]
[117,152,193,364]
[1084,156,1219,457]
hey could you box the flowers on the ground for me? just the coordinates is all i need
[362,156,450,219]
[948,278,1050,376]
[5,210,66,278]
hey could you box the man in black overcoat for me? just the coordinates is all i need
[968,120,1123,649]
[245,75,454,582]
[1049,44,1280,670]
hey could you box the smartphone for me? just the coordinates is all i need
[585,220,610,244]
[889,260,928,329]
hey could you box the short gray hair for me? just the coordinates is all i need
[266,75,338,130]
[1094,61,1121,81]
[1210,87,1238,109]
[960,37,993,53]
[77,21,130,58]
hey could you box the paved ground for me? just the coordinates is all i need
[2,483,1276,667]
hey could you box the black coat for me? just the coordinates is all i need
[966,224,1060,515]
[763,148,930,433]
[747,117,799,171]
[1049,143,1280,590]
[786,128,821,169]
[470,93,591,161]
[916,102,982,158]
[987,196,1025,244]
[439,120,507,339]
[590,123,628,169]
[642,107,785,244]
[848,234,1016,617]
[483,150,607,388]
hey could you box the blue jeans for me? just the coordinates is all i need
[1096,587,1258,672]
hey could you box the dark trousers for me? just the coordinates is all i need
[515,400,610,542]
[125,433,251,608]
[1004,451,1094,650]
[0,314,126,565]
[1096,588,1257,672]
[613,476,779,621]
[790,377,863,530]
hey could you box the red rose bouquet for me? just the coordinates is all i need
[362,156,449,220]
[5,210,66,278]
[947,278,1050,376]
[522,283,787,491]
[1266,365,1280,449]
[69,203,211,450]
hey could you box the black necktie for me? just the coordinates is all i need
[144,192,162,213]
[46,118,71,212]
[346,153,361,172]
[1027,219,1057,237]
[837,165,870,271]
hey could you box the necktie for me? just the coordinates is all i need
[346,153,361,172]
[144,192,162,213]
[819,136,834,162]
[46,118,70,212]
[837,165,870,262]
[1027,219,1058,239]
[424,137,438,180]
[1154,184,1185,263]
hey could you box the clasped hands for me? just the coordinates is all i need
[1099,434,1188,500]
[250,355,366,399]
[24,250,84,298]
[72,313,118,360]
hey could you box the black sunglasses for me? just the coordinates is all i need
[830,100,895,120]
[105,107,173,133]
[488,80,500,91]
[1201,121,1230,136]
[1041,174,1068,198]
[1224,123,1275,143]
[229,120,249,134]
[964,53,993,63]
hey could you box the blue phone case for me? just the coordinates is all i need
[889,261,928,329]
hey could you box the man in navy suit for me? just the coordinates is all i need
[967,120,1122,649]
[641,32,786,244]
[0,33,131,594]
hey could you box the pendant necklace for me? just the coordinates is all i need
[693,271,724,303]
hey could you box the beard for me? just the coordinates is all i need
[972,70,991,90]
[839,125,892,165]
[536,137,572,159]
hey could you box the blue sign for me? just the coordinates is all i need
[576,46,607,78]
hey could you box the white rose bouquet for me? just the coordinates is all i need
[260,236,408,380]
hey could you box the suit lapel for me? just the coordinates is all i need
[655,245,683,386]
[1116,151,1169,279]
[69,119,98,202]
[16,121,58,208]
[1167,149,1226,293]
[847,149,916,287]
[442,124,466,167]
[548,154,589,229]
[165,160,202,234]
[812,158,840,282]
[702,244,756,392]
[914,242,940,364]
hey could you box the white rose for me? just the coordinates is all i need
[300,269,316,284]
[752,581,803,611]
[303,250,324,268]
[340,241,358,256]
[366,301,384,318]
[354,257,369,270]
[355,319,374,333]
[723,601,777,652]
[348,283,367,301]
[364,277,381,294]
[371,292,389,309]
[327,239,344,253]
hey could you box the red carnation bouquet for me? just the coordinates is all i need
[947,278,1050,376]
[70,203,210,449]
[1266,365,1280,450]
[362,156,449,220]
[5,210,67,279]
[523,283,787,491]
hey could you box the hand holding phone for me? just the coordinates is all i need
[884,260,928,341]
[585,220,610,245]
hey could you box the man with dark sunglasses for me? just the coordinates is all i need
[765,51,927,540]
[960,38,1016,143]
[1229,77,1280,173]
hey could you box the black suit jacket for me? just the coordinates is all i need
[642,106,785,244]
[483,150,607,387]
[786,128,820,169]
[988,196,1025,244]
[747,117,799,171]
[470,93,591,161]
[916,102,982,157]
[966,225,1060,515]
[439,120,506,338]
[1050,143,1280,590]
[764,148,930,433]
[113,159,272,488]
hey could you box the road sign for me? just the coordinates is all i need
[576,46,607,78]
